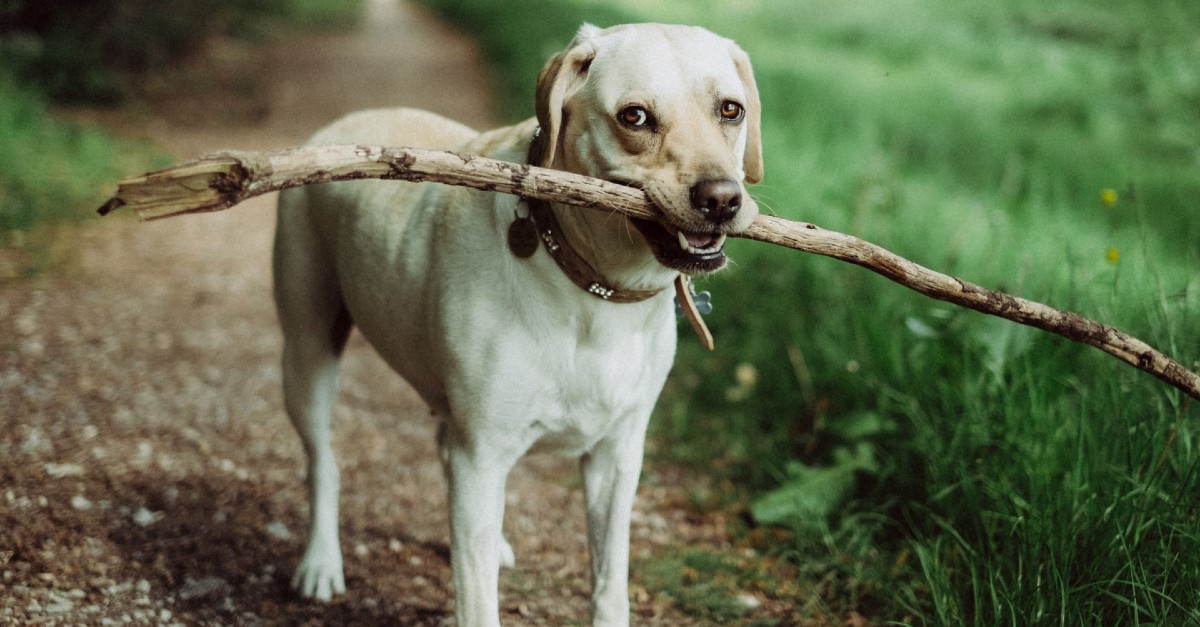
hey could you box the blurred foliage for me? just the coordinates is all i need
[0,72,152,236]
[0,0,362,269]
[417,0,631,122]
[0,0,363,104]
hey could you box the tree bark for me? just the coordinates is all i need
[98,145,1200,402]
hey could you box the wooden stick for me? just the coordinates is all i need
[98,145,1200,402]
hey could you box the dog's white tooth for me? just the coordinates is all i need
[715,234,727,248]
[677,230,689,251]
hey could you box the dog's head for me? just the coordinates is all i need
[533,23,762,275]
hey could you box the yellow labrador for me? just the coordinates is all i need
[274,22,761,626]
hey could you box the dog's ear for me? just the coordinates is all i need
[533,26,598,169]
[729,43,763,184]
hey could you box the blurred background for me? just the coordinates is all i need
[3,0,1198,623]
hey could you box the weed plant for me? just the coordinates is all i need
[428,0,1200,623]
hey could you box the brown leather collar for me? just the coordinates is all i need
[523,198,662,303]
[518,128,664,304]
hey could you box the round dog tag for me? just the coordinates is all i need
[507,215,539,258]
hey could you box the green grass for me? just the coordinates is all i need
[0,73,156,249]
[422,0,1200,623]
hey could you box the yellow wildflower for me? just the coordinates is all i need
[1100,188,1119,207]
[1106,247,1120,263]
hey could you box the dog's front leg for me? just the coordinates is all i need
[441,427,514,627]
[581,425,648,627]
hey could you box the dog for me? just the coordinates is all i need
[273,22,762,626]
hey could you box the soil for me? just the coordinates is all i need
[0,2,790,625]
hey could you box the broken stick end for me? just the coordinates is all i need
[97,196,125,217]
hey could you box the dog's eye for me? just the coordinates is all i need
[619,106,653,128]
[719,100,745,122]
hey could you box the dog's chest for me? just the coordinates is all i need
[489,306,677,456]
[532,339,669,453]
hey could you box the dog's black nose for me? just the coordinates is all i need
[690,179,742,223]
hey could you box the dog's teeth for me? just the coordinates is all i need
[674,230,727,255]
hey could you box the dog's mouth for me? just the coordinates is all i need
[631,218,728,274]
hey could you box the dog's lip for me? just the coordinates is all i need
[605,177,729,273]
[630,218,727,274]
[659,222,727,255]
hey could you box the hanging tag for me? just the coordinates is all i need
[507,203,539,258]
[674,275,714,351]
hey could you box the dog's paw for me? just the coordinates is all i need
[499,535,516,569]
[292,548,346,602]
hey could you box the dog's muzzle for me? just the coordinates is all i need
[630,177,746,274]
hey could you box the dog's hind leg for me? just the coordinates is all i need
[274,189,354,602]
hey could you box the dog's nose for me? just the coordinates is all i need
[690,179,742,223]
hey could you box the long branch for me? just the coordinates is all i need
[97,145,1200,402]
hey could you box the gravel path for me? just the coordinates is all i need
[0,2,743,625]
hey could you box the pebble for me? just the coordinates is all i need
[177,575,230,601]
[70,495,94,511]
[44,597,74,613]
[105,582,132,596]
[44,462,85,478]
[737,592,762,610]
[264,520,293,540]
[131,507,162,527]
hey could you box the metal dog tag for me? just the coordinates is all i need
[507,212,539,258]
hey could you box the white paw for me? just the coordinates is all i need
[292,545,346,602]
[499,535,516,569]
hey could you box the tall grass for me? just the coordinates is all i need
[420,0,1199,623]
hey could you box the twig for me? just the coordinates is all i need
[98,145,1200,402]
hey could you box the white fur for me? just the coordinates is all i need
[273,23,761,626]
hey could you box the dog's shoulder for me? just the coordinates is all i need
[457,117,539,163]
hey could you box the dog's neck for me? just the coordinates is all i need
[522,198,664,302]
[519,127,674,302]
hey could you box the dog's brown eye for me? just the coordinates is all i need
[719,100,744,122]
[619,106,652,128]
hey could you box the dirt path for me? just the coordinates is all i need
[0,2,741,625]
